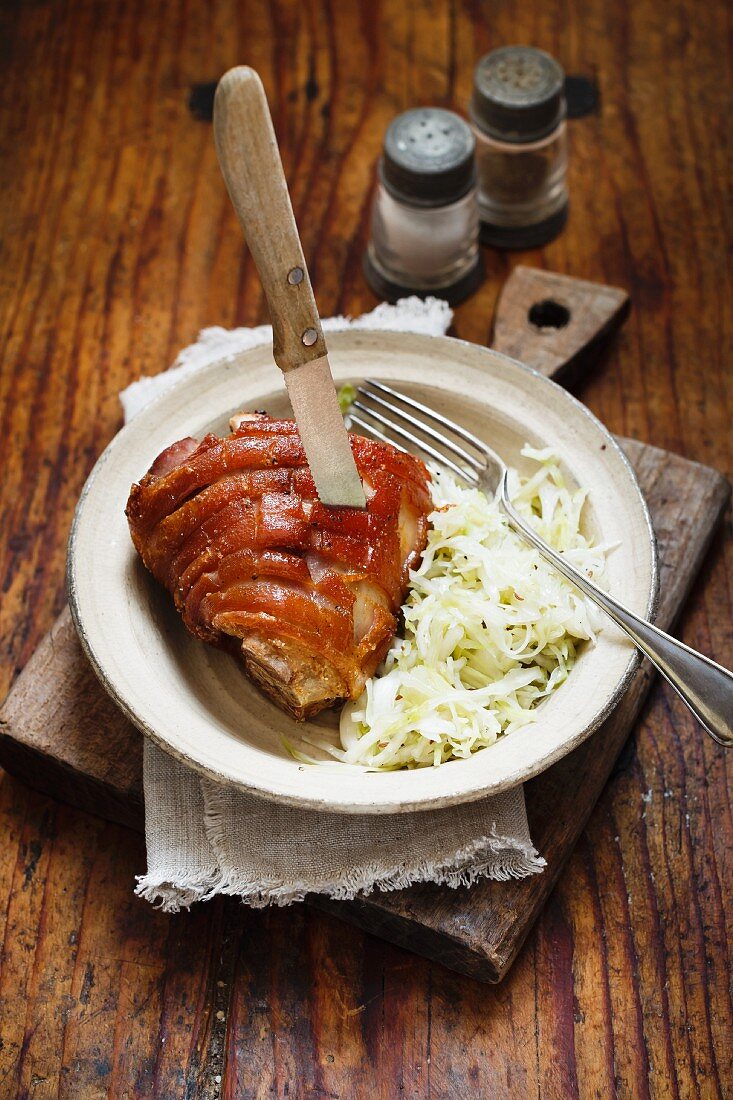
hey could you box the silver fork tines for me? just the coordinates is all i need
[352,404,478,484]
[355,381,486,484]
[363,380,489,455]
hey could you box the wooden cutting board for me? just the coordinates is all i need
[0,269,729,982]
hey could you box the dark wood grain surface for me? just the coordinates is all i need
[1,1,731,1097]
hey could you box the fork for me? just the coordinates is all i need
[349,380,733,747]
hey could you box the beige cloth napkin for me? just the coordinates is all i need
[124,298,545,912]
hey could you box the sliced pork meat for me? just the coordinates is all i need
[126,413,432,719]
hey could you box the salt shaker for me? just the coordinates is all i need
[469,46,569,249]
[363,107,482,305]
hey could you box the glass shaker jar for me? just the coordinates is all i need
[469,46,569,249]
[363,107,482,305]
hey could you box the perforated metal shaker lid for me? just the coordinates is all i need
[380,107,476,207]
[470,46,566,143]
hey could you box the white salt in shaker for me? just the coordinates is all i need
[363,108,482,305]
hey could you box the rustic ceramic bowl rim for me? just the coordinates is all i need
[67,331,659,813]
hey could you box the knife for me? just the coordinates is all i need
[213,66,366,509]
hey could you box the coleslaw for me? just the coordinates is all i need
[301,447,609,770]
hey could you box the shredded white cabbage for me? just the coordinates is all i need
[299,446,609,770]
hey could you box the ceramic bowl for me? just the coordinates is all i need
[68,331,657,813]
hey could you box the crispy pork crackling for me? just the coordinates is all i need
[126,413,431,719]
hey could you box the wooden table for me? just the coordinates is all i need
[1,1,731,1096]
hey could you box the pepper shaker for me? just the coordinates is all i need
[469,46,569,249]
[363,107,483,305]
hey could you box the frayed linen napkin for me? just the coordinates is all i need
[123,297,545,912]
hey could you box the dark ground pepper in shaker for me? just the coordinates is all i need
[469,46,569,249]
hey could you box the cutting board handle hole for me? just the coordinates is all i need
[528,299,571,331]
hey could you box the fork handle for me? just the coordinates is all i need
[502,492,733,746]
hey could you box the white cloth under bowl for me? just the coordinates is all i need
[125,297,544,911]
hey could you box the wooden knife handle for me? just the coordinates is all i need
[213,66,326,373]
[491,266,630,382]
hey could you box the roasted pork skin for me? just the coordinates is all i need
[126,414,431,720]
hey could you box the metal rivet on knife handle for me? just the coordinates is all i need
[302,328,318,347]
[287,266,304,285]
